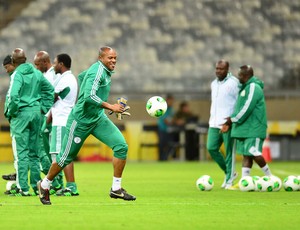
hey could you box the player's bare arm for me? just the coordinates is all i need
[101,101,124,113]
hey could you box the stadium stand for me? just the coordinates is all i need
[0,0,300,96]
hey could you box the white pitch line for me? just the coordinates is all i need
[272,169,300,176]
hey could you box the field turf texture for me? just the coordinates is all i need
[0,161,299,229]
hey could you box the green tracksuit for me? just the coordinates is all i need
[77,69,88,87]
[231,76,267,156]
[56,61,127,168]
[5,63,54,193]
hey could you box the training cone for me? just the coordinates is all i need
[262,136,272,162]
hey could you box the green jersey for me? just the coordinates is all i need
[77,69,88,88]
[4,63,54,120]
[72,61,113,124]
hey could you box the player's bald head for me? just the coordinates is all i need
[12,48,26,65]
[216,59,229,69]
[99,46,115,57]
[239,65,254,77]
[34,51,50,62]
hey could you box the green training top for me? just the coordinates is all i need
[77,69,88,88]
[4,63,54,120]
[231,76,267,139]
[72,61,113,125]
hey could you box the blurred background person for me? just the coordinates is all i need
[157,94,175,161]
[173,101,197,126]
[174,101,199,160]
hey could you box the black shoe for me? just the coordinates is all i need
[37,180,51,205]
[2,173,16,181]
[109,188,136,201]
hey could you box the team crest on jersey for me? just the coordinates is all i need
[74,137,81,144]
[240,90,246,97]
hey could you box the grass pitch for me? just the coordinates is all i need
[0,161,299,230]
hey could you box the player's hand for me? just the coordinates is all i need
[224,117,232,126]
[118,105,131,119]
[109,103,125,114]
[108,97,131,120]
[220,124,230,133]
[219,117,232,133]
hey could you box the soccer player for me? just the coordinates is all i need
[1,55,17,182]
[37,46,136,205]
[221,65,272,178]
[5,48,53,196]
[34,51,79,196]
[49,53,79,196]
[207,60,239,189]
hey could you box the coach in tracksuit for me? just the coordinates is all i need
[5,48,53,196]
[207,60,240,189]
[222,65,272,178]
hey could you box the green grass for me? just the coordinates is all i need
[0,161,300,230]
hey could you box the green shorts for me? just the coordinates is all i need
[235,137,264,156]
[56,113,128,168]
[50,126,66,154]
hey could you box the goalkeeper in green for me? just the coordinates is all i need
[37,46,136,205]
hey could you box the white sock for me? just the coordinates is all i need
[112,177,122,191]
[261,165,272,176]
[242,167,251,177]
[41,177,52,190]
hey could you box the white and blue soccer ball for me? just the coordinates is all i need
[239,176,255,192]
[196,175,214,191]
[283,175,300,191]
[146,96,167,118]
[269,175,282,192]
[256,176,274,192]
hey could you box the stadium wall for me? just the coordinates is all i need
[0,98,300,162]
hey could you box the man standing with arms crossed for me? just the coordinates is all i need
[37,46,135,205]
[34,51,79,196]
[49,53,79,196]
[5,48,53,196]
[207,60,240,189]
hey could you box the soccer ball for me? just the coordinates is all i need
[252,176,260,191]
[196,175,214,191]
[283,175,300,191]
[269,175,282,192]
[146,96,167,118]
[6,180,17,191]
[256,176,273,192]
[238,176,255,192]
